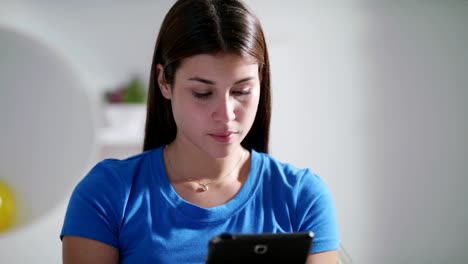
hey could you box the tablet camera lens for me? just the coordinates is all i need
[254,244,268,255]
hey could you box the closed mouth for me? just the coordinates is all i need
[208,131,238,142]
[209,130,238,136]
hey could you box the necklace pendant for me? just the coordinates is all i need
[200,184,208,191]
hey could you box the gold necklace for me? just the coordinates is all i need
[165,146,246,192]
[187,179,215,192]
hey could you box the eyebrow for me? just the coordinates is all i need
[187,76,255,85]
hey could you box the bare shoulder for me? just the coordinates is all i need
[62,235,119,264]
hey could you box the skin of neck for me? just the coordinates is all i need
[165,139,246,183]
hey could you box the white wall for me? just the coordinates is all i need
[360,2,468,263]
[1,1,467,263]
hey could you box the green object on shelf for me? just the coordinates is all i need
[104,77,147,104]
[123,78,146,104]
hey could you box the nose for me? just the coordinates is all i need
[212,95,236,123]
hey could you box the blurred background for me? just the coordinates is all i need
[0,1,467,263]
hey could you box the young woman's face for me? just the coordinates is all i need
[159,53,260,158]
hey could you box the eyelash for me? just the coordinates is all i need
[233,90,252,96]
[192,90,251,99]
[192,92,212,99]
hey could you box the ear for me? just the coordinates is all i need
[157,64,172,99]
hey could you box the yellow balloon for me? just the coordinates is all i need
[0,179,16,232]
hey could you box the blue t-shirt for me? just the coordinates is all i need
[61,147,339,263]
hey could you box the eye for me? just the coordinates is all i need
[232,89,252,97]
[192,91,212,99]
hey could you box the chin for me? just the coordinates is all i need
[206,143,241,159]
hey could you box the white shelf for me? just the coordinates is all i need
[98,127,144,146]
[97,104,146,147]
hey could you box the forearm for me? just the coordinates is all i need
[306,250,338,264]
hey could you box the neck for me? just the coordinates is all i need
[164,143,246,183]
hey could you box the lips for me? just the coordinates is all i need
[208,130,238,143]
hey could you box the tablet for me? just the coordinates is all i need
[205,232,314,264]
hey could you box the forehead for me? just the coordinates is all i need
[176,53,259,81]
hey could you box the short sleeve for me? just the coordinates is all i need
[295,170,339,253]
[60,160,126,249]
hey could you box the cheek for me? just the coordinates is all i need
[238,94,260,123]
[171,98,207,130]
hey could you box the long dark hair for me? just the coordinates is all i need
[143,0,271,153]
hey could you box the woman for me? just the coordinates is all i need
[61,0,339,263]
